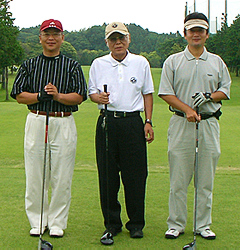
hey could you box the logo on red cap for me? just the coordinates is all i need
[40,19,63,32]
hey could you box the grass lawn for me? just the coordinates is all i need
[0,68,239,249]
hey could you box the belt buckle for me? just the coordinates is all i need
[114,111,121,118]
[114,111,127,118]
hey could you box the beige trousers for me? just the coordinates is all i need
[167,115,220,232]
[24,112,77,230]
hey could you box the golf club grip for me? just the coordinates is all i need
[103,84,107,110]
[196,106,199,131]
[45,101,50,143]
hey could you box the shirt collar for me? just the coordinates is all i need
[109,50,130,67]
[41,53,62,60]
[184,46,208,61]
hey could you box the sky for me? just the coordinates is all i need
[9,0,240,35]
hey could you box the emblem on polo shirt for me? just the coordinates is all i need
[130,77,137,84]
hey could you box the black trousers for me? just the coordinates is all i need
[96,113,148,231]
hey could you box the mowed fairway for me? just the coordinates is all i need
[0,67,239,249]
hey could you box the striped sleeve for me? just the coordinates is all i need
[10,62,29,99]
[70,60,87,101]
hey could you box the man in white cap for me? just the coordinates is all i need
[89,22,154,244]
[158,12,231,240]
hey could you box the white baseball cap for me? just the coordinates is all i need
[105,22,129,39]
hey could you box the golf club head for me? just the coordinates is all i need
[38,239,53,249]
[100,232,114,245]
[183,240,196,249]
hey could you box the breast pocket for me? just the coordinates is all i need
[202,72,219,91]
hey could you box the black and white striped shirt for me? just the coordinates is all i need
[11,53,87,112]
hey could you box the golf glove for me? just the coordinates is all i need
[37,90,53,102]
[192,92,212,108]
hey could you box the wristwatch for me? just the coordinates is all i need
[145,119,152,127]
[204,92,213,101]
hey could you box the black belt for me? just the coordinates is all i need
[175,109,222,120]
[100,109,140,118]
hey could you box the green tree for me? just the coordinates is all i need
[85,25,106,50]
[206,15,240,76]
[78,49,108,65]
[61,41,78,60]
[0,0,24,100]
[156,36,186,66]
[20,42,42,60]
[225,15,240,76]
[64,30,91,51]
[141,51,161,68]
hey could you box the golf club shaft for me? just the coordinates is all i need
[182,107,200,250]
[103,84,108,151]
[39,101,50,239]
[100,85,114,245]
[103,84,109,214]
[193,107,199,239]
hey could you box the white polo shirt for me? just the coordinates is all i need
[88,51,154,112]
[158,46,231,113]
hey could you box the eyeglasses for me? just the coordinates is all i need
[108,35,128,43]
[40,33,62,38]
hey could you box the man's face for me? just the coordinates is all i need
[39,28,64,56]
[106,32,131,61]
[184,27,209,48]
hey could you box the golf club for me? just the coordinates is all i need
[183,107,199,250]
[100,84,114,246]
[38,101,53,250]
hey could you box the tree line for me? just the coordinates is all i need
[0,0,239,99]
[18,23,186,68]
[17,16,240,76]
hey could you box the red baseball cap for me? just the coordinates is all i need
[40,19,63,32]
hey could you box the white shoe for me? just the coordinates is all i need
[165,228,184,239]
[30,227,46,236]
[49,229,64,237]
[197,228,216,240]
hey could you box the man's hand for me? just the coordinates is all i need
[185,108,201,122]
[192,92,212,108]
[99,91,110,104]
[144,123,154,144]
[37,89,53,102]
[44,83,59,101]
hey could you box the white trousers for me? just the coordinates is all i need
[167,115,220,232]
[24,112,77,230]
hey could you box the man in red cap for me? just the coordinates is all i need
[40,19,63,32]
[11,19,87,238]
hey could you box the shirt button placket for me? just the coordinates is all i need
[118,64,123,81]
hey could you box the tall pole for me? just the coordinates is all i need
[185,2,188,17]
[216,16,218,33]
[208,0,210,33]
[225,0,228,26]
[194,0,196,12]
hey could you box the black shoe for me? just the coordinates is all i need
[100,231,114,245]
[130,228,143,238]
[100,227,122,245]
[103,227,122,236]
